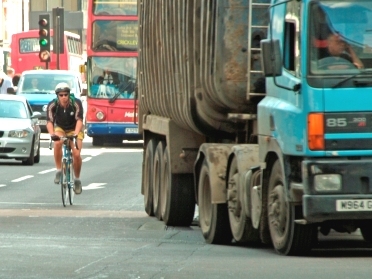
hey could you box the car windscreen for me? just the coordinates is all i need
[18,74,79,95]
[0,100,27,119]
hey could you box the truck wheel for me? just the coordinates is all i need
[227,156,260,243]
[267,160,315,255]
[143,139,156,216]
[153,141,165,220]
[198,160,232,244]
[162,146,195,226]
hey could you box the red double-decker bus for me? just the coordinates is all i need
[85,0,140,146]
[10,30,84,74]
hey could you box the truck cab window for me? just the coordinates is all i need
[283,21,296,72]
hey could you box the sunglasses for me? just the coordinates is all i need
[58,93,69,97]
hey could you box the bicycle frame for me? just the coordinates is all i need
[61,137,75,206]
[49,135,78,206]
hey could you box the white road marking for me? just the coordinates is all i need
[82,157,92,162]
[12,175,34,182]
[5,138,142,185]
[39,168,56,174]
[83,183,106,190]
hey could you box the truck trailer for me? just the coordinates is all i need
[138,0,372,255]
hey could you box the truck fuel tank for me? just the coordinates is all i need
[138,0,270,135]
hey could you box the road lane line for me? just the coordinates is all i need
[82,157,92,162]
[12,175,34,182]
[39,168,56,174]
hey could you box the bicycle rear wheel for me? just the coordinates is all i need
[61,159,68,207]
[69,159,74,205]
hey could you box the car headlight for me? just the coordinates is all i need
[314,174,342,191]
[9,130,29,138]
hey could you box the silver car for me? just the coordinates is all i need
[0,94,41,165]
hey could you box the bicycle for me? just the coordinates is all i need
[49,135,78,207]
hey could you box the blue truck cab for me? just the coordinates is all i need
[259,0,372,254]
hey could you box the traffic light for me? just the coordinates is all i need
[38,14,51,62]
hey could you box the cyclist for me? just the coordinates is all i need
[46,82,84,194]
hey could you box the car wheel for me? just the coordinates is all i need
[34,139,40,163]
[22,138,35,166]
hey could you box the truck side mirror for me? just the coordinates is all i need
[261,39,282,77]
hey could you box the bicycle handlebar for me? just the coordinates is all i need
[49,135,79,150]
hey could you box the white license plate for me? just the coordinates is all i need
[38,120,47,125]
[336,199,372,211]
[125,128,138,134]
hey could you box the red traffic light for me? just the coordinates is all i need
[38,19,48,27]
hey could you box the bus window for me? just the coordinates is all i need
[92,20,138,51]
[20,38,40,53]
[93,0,137,15]
[88,57,136,99]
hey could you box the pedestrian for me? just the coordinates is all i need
[0,71,13,94]
[7,67,15,79]
[12,73,21,90]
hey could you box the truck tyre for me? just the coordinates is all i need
[143,139,156,216]
[162,146,195,226]
[227,156,260,243]
[198,160,232,244]
[267,160,316,255]
[153,141,165,220]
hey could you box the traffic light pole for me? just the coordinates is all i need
[56,16,60,70]
[53,7,64,70]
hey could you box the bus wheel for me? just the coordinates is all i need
[198,159,232,244]
[161,146,195,226]
[92,136,104,146]
[143,139,156,216]
[227,156,259,243]
[267,160,315,255]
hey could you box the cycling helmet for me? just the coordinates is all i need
[55,82,71,94]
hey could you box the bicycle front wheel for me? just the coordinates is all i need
[69,159,74,205]
[61,159,68,207]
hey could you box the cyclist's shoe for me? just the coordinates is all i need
[54,170,62,184]
[74,179,82,194]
